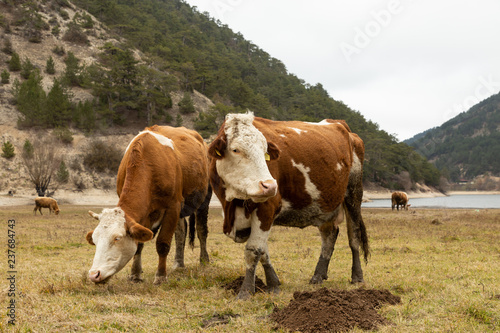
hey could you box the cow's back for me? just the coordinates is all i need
[117,126,209,211]
[253,118,354,215]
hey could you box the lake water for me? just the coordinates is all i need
[362,194,500,209]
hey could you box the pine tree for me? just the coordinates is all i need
[56,160,69,183]
[64,51,81,86]
[20,57,34,79]
[1,141,15,159]
[8,52,21,71]
[1,70,9,84]
[14,70,47,128]
[46,56,56,74]
[23,140,34,159]
[178,92,195,114]
[46,78,72,127]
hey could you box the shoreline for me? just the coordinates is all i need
[1,189,499,207]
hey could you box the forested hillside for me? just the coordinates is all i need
[0,0,441,190]
[406,92,500,182]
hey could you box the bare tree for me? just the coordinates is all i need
[22,137,62,197]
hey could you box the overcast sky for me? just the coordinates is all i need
[184,0,500,141]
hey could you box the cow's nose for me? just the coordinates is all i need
[259,180,278,196]
[89,270,102,283]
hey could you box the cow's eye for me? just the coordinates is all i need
[114,237,121,242]
[232,149,240,154]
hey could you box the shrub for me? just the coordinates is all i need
[52,45,65,56]
[1,141,15,159]
[52,127,73,144]
[62,23,89,45]
[83,140,122,174]
[1,70,9,84]
[2,38,13,54]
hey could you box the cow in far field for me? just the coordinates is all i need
[86,125,212,285]
[34,197,60,215]
[391,191,409,211]
[208,112,369,299]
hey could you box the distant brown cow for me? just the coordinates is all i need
[34,197,60,215]
[391,192,409,211]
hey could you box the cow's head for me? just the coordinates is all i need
[86,208,153,284]
[209,112,280,202]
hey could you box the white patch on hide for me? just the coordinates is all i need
[305,119,334,126]
[281,199,292,212]
[245,209,271,269]
[336,163,343,171]
[280,134,286,138]
[289,127,307,135]
[350,152,362,175]
[291,159,320,200]
[227,206,252,241]
[125,130,174,153]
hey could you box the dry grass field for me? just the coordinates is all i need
[1,204,499,332]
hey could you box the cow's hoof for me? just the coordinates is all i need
[350,277,364,284]
[172,262,185,270]
[309,275,326,284]
[128,275,143,283]
[236,290,252,300]
[153,276,167,285]
[267,285,280,294]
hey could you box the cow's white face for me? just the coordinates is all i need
[86,208,153,283]
[212,113,279,202]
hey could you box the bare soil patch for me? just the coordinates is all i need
[270,287,401,333]
[222,276,268,294]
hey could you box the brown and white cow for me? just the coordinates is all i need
[86,125,211,285]
[391,191,409,211]
[34,197,60,215]
[208,112,369,299]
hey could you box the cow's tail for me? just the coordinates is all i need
[344,203,370,263]
[188,214,196,249]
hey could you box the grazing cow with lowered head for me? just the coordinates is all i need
[34,197,60,215]
[391,191,409,211]
[86,125,211,285]
[209,112,369,299]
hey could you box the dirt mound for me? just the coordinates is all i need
[270,287,401,333]
[222,276,268,294]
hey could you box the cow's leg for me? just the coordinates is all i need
[173,218,187,269]
[154,204,180,285]
[129,242,145,282]
[33,206,37,215]
[310,222,340,284]
[195,198,210,264]
[238,212,271,300]
[259,243,280,294]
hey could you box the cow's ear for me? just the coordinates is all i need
[86,230,95,245]
[208,132,227,159]
[267,141,280,160]
[125,216,154,242]
[88,211,100,220]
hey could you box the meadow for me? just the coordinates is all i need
[1,204,499,332]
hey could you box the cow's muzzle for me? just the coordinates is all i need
[256,179,278,198]
[89,270,110,284]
